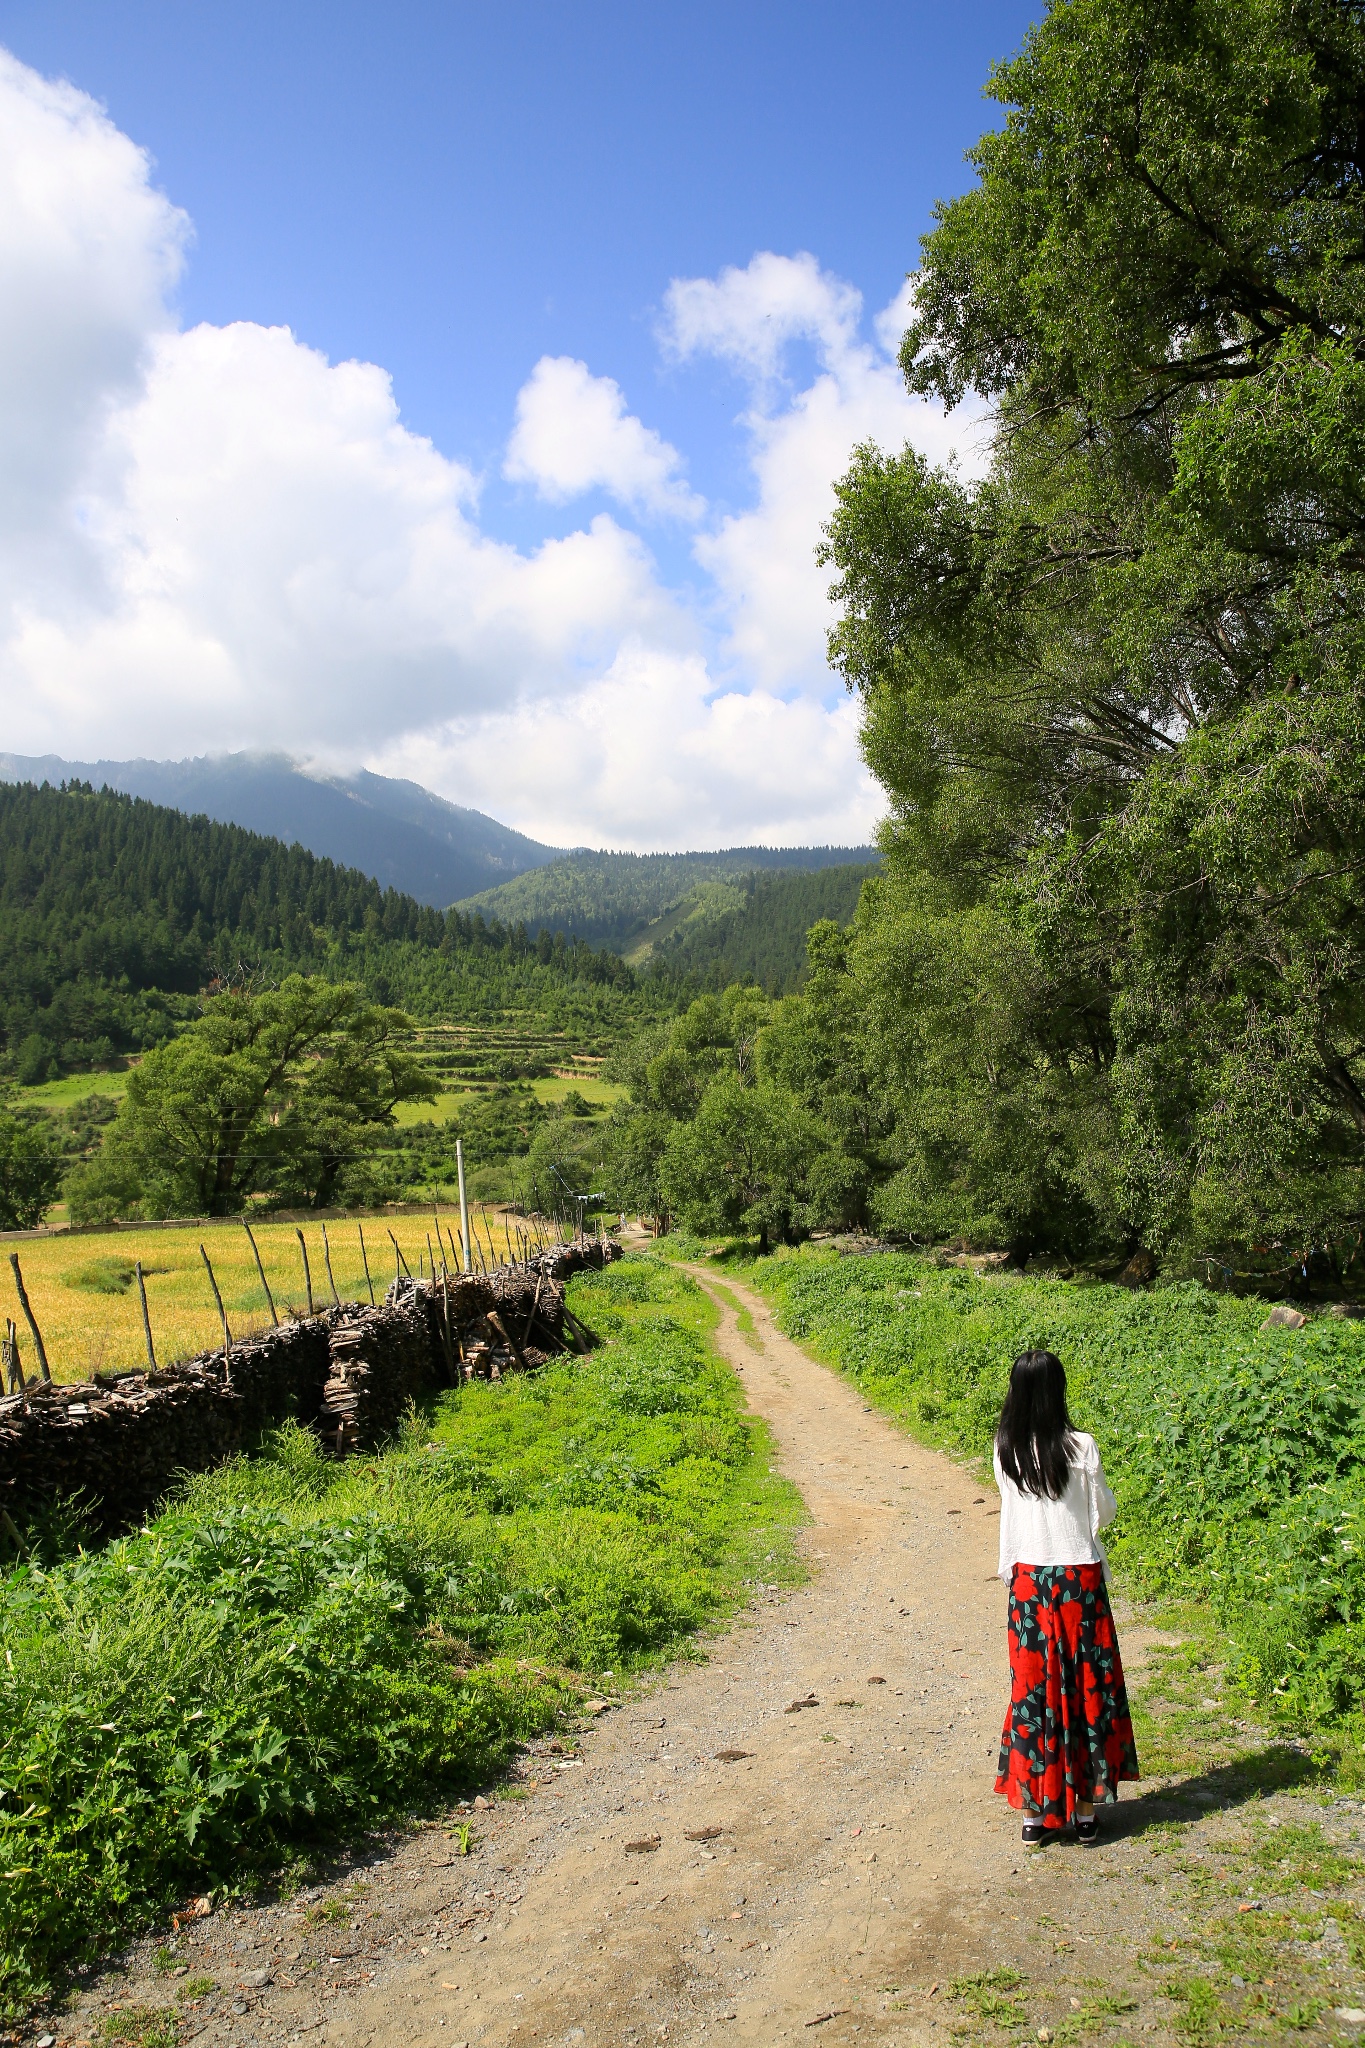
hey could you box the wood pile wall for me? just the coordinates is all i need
[0,1240,621,1539]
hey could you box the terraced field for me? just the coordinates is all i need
[408,1019,613,1090]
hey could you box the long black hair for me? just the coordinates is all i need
[996,1349,1077,1500]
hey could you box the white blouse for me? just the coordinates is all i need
[993,1431,1117,1582]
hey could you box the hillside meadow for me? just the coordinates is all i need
[2,1210,524,1385]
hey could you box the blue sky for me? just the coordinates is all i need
[0,1,1037,847]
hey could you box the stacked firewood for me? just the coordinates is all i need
[0,1238,622,1536]
[396,1246,607,1384]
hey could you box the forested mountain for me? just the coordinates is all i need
[0,782,638,1079]
[455,844,878,950]
[0,752,560,906]
[640,864,879,993]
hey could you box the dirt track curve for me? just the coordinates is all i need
[100,1265,1175,2048]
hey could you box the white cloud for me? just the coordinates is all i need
[0,47,986,850]
[873,274,917,359]
[0,48,188,615]
[3,314,689,754]
[376,642,878,852]
[662,251,991,695]
[662,248,862,384]
[505,354,703,521]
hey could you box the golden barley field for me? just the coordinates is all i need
[2,1208,527,1385]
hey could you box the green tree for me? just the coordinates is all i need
[602,988,775,1230]
[821,0,1365,1269]
[69,977,436,1220]
[520,1108,611,1227]
[659,1076,825,1251]
[0,1095,62,1230]
[759,920,894,1231]
[601,1103,675,1230]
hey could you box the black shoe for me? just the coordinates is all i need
[1075,1814,1098,1844]
[1021,1821,1047,1847]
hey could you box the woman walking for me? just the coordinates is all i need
[993,1349,1139,1845]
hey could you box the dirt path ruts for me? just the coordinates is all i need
[112,1266,1159,2048]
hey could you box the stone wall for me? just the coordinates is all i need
[0,1240,620,1540]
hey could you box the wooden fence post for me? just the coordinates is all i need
[3,1317,23,1394]
[358,1223,375,1306]
[440,1272,455,1382]
[135,1260,157,1369]
[456,1138,471,1273]
[294,1229,315,1316]
[242,1221,279,1327]
[8,1254,52,1382]
[520,1271,544,1351]
[321,1224,341,1307]
[199,1243,232,1356]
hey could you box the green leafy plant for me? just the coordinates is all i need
[307,1900,351,1926]
[949,1968,1028,2027]
[0,1256,799,2015]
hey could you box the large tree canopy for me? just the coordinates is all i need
[599,973,878,1242]
[822,0,1365,1269]
[70,977,437,1220]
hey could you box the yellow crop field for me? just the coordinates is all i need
[1,1208,525,1386]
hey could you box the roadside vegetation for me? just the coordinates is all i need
[0,1256,801,2014]
[710,1245,1365,1771]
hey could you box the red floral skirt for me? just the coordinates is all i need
[995,1562,1139,1828]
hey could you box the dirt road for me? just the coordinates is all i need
[340,1259,1028,2044]
[89,1265,1304,2048]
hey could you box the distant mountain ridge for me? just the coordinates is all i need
[0,751,562,908]
[0,753,879,949]
[632,863,881,991]
[455,845,880,951]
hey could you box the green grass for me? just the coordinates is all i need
[15,1073,130,1112]
[722,1248,1365,1767]
[391,1087,482,1126]
[527,1074,625,1108]
[948,1968,1029,2028]
[703,1277,762,1350]
[0,1255,801,2015]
